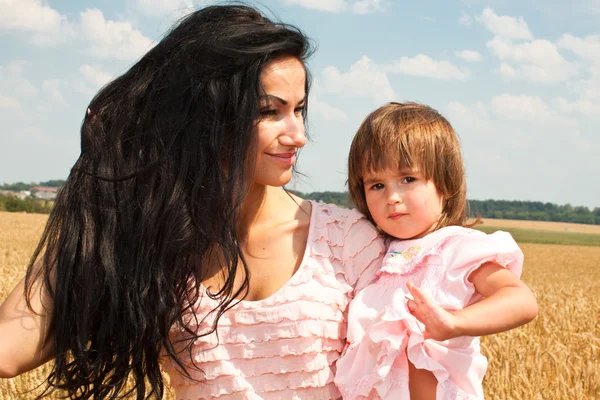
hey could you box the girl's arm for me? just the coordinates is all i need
[406,261,538,341]
[0,259,55,378]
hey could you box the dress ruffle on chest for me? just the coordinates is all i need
[162,201,385,400]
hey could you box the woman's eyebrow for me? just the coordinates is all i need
[259,94,288,105]
[259,94,307,105]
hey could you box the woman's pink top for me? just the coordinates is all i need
[162,201,385,399]
[334,226,523,400]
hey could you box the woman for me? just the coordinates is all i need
[0,5,385,399]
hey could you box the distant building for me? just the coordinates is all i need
[0,190,31,199]
[31,186,58,200]
[16,190,30,200]
[0,190,15,198]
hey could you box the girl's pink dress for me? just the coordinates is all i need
[161,201,386,399]
[334,226,524,400]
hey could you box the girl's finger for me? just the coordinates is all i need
[407,299,417,312]
[406,281,427,303]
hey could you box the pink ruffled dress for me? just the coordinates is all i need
[334,226,524,400]
[161,201,386,399]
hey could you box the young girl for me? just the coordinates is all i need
[334,102,538,399]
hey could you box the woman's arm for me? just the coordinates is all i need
[406,261,538,341]
[0,259,55,378]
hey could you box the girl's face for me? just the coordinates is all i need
[253,56,307,188]
[363,166,443,240]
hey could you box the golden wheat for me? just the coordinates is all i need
[471,218,600,234]
[1,212,599,399]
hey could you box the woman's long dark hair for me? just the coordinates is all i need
[24,4,314,399]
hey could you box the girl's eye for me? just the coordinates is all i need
[371,183,384,190]
[294,106,305,115]
[401,177,416,184]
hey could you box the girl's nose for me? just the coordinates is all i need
[386,190,403,205]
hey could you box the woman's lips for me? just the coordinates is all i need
[267,152,296,166]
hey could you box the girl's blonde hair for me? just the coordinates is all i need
[348,102,470,231]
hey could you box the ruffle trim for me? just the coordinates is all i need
[200,384,341,400]
[179,351,340,381]
[310,202,384,286]
[185,297,346,331]
[186,319,347,347]
[406,320,483,400]
[170,364,335,397]
[187,337,343,363]
[194,264,346,309]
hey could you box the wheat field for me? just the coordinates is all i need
[473,218,600,234]
[1,212,599,399]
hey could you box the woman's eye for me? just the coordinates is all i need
[401,177,416,184]
[260,109,277,116]
[294,106,305,115]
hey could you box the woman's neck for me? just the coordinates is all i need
[237,184,288,238]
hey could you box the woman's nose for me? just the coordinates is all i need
[280,114,306,147]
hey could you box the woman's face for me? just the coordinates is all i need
[253,56,307,187]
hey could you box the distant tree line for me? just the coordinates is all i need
[0,179,66,191]
[290,191,353,209]
[0,196,53,213]
[293,191,600,226]
[468,199,600,225]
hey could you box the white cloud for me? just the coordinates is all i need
[386,54,468,80]
[129,0,194,19]
[477,8,533,40]
[556,97,600,118]
[352,0,386,14]
[456,50,482,62]
[42,80,66,105]
[76,65,115,97]
[308,83,348,121]
[459,13,472,27]
[0,61,38,98]
[487,37,579,83]
[489,94,553,121]
[496,63,516,78]
[488,94,576,126]
[80,65,114,89]
[445,98,599,207]
[312,99,348,121]
[320,56,396,103]
[558,34,600,65]
[281,0,386,13]
[447,100,490,131]
[0,0,74,46]
[570,74,600,100]
[282,0,346,12]
[0,95,20,109]
[78,8,154,61]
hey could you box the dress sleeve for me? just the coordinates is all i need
[311,202,385,293]
[441,229,524,303]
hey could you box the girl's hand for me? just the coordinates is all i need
[405,281,459,341]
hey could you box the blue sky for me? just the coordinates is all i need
[1,0,599,208]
